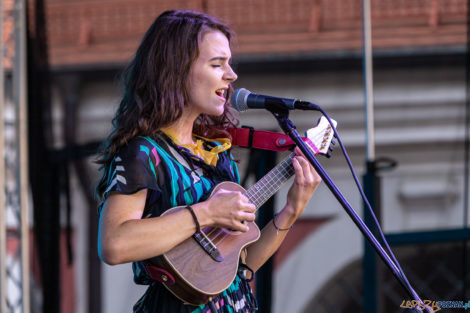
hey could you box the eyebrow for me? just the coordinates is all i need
[209,56,231,62]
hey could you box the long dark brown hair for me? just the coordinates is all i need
[96,10,238,200]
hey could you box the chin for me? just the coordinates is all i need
[209,110,225,117]
[208,105,225,117]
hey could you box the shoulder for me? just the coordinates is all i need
[117,136,166,160]
[102,136,165,199]
[119,136,156,152]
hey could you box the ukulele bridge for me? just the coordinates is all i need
[193,231,224,262]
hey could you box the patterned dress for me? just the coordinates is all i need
[101,134,258,313]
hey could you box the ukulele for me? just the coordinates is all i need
[147,116,337,305]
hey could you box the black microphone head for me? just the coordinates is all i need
[230,88,251,112]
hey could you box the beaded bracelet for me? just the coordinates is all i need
[185,205,201,234]
[272,213,294,235]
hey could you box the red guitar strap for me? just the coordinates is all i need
[225,127,314,152]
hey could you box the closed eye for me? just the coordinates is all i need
[209,56,231,68]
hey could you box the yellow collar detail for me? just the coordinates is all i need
[161,129,231,166]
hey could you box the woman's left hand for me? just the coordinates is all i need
[283,147,322,221]
[244,147,322,271]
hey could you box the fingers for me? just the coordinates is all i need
[235,220,250,232]
[286,155,319,217]
[292,148,321,186]
[207,188,256,232]
[292,157,305,183]
[233,202,256,232]
[293,156,315,185]
[293,147,304,157]
[214,189,253,207]
[237,209,256,223]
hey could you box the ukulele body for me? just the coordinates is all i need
[148,181,261,305]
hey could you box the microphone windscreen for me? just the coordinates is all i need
[230,88,251,112]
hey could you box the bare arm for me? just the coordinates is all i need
[98,187,256,265]
[245,149,322,272]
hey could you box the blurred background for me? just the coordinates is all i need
[1,0,468,312]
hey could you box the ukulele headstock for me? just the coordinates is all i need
[304,116,337,157]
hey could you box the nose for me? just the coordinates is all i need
[224,65,238,83]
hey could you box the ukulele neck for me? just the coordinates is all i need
[245,153,295,210]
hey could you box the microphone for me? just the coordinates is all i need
[230,88,319,112]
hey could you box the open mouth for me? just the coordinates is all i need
[215,89,227,100]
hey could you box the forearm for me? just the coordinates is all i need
[244,207,296,272]
[99,186,257,265]
[244,151,322,271]
[99,201,212,265]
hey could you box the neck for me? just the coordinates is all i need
[162,111,198,145]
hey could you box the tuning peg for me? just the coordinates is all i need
[325,151,332,158]
[330,140,336,146]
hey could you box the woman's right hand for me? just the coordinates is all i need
[196,187,256,232]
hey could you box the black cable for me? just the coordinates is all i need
[313,106,428,309]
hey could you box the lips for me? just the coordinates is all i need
[215,88,227,101]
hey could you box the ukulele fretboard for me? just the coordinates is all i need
[245,153,295,210]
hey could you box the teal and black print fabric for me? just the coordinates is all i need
[101,134,257,313]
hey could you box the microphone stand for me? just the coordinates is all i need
[269,108,429,312]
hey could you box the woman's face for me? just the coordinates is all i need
[186,30,238,117]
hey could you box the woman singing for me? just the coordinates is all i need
[96,10,321,313]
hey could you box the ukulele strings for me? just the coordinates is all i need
[198,128,328,248]
[200,153,297,248]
